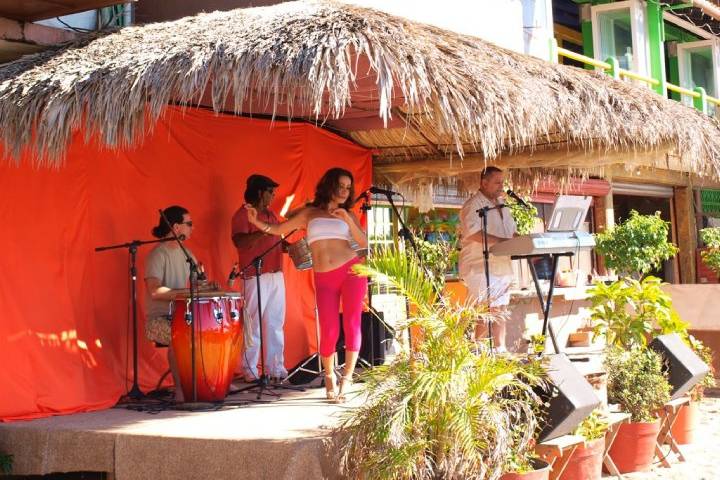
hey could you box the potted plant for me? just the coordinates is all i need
[588,276,689,349]
[500,457,551,480]
[604,347,671,473]
[559,410,608,480]
[334,247,550,480]
[594,210,678,279]
[670,335,716,444]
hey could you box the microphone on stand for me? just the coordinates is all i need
[506,189,531,209]
[368,186,401,197]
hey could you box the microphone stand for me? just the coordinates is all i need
[379,190,444,349]
[158,209,201,403]
[95,236,176,399]
[476,203,510,352]
[233,229,304,400]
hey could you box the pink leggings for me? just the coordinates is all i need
[314,257,367,357]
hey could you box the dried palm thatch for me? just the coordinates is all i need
[0,0,720,181]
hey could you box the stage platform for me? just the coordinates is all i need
[0,380,353,480]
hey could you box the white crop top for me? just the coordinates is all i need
[306,217,352,245]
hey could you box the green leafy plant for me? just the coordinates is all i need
[340,247,549,480]
[605,346,671,423]
[0,452,12,475]
[700,227,720,277]
[594,210,678,278]
[574,410,609,441]
[589,276,689,349]
[687,335,716,401]
[506,193,539,235]
[415,235,457,290]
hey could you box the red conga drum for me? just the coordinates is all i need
[171,292,243,402]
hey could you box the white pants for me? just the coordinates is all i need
[241,271,287,379]
[462,271,512,308]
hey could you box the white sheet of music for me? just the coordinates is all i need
[547,195,592,232]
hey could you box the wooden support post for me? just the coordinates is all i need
[674,186,697,284]
[593,189,614,276]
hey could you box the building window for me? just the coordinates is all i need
[597,8,634,69]
[678,41,720,116]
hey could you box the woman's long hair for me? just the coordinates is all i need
[312,167,355,210]
[152,205,188,238]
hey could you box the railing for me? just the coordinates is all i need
[551,38,718,116]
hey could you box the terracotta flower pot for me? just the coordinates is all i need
[500,459,551,480]
[607,420,661,473]
[670,401,700,445]
[558,437,604,480]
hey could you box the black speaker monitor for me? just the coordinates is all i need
[538,354,601,442]
[336,310,392,367]
[649,333,710,400]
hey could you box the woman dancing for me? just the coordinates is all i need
[245,167,368,402]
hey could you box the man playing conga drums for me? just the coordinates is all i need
[144,205,199,403]
[231,175,287,382]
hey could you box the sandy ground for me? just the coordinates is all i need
[618,393,720,480]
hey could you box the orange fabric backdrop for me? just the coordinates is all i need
[0,106,371,421]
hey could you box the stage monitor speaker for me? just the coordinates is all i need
[336,310,393,367]
[649,333,710,400]
[538,354,601,442]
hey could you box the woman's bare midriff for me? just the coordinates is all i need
[310,239,357,272]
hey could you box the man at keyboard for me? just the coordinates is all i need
[459,166,517,352]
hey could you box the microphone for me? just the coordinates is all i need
[369,186,400,196]
[178,234,186,241]
[506,189,531,209]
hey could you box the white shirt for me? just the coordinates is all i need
[459,191,517,278]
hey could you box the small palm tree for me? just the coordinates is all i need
[334,247,547,480]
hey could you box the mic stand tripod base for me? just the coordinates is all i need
[229,374,305,401]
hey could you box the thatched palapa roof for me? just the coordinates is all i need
[1,0,720,184]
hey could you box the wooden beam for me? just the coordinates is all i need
[593,192,614,276]
[554,24,583,46]
[374,150,720,190]
[674,186,697,284]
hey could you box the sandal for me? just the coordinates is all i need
[324,374,337,401]
[336,374,353,403]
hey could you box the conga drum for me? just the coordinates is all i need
[171,292,243,402]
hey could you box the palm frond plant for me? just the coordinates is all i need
[336,247,549,480]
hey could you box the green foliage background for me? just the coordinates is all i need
[700,227,720,277]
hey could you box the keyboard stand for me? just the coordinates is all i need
[511,252,574,355]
